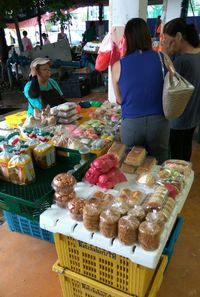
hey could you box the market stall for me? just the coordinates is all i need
[0,102,194,297]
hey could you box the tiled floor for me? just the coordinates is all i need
[0,92,200,297]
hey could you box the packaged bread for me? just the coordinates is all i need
[8,154,35,185]
[24,139,40,151]
[54,191,76,208]
[128,205,146,222]
[108,142,126,165]
[118,215,140,245]
[138,221,161,251]
[136,173,156,188]
[144,186,168,211]
[145,211,166,229]
[0,150,11,181]
[124,146,146,167]
[83,204,102,231]
[68,197,86,221]
[110,201,129,215]
[136,156,157,175]
[99,209,121,238]
[116,189,143,206]
[120,162,136,174]
[163,159,192,176]
[161,197,176,221]
[33,143,56,168]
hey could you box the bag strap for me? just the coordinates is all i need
[157,51,165,80]
[157,51,175,79]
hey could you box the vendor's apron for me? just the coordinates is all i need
[40,82,64,108]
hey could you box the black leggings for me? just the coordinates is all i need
[169,127,196,161]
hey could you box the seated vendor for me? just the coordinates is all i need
[24,57,65,116]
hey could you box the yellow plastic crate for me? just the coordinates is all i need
[54,234,164,297]
[52,255,168,297]
[5,111,27,128]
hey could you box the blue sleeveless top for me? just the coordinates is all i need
[118,50,165,119]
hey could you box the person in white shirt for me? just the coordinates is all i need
[42,33,50,45]
[22,31,33,51]
[57,26,68,41]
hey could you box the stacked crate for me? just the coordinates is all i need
[0,148,95,243]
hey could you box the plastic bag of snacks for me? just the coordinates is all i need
[0,150,11,181]
[33,143,56,169]
[163,159,192,176]
[118,215,139,245]
[97,167,127,189]
[8,154,35,185]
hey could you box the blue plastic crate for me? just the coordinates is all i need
[163,216,183,268]
[3,210,54,243]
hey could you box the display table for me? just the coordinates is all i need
[40,171,194,269]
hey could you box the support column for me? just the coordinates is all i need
[108,0,148,103]
[163,0,183,24]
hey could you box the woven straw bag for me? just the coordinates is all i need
[158,52,194,120]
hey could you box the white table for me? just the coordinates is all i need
[40,171,194,269]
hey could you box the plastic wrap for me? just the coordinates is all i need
[68,197,86,221]
[83,204,101,231]
[99,209,120,238]
[33,143,56,168]
[97,167,127,189]
[0,150,11,181]
[138,221,161,251]
[128,205,146,222]
[124,146,146,167]
[136,156,157,175]
[54,191,76,208]
[163,159,192,176]
[118,215,139,245]
[92,153,118,174]
[52,173,76,192]
[8,154,35,185]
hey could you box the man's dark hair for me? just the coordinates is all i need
[22,30,27,37]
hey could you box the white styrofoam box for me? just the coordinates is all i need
[40,171,194,269]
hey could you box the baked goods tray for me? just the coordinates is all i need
[0,148,95,221]
[40,171,194,269]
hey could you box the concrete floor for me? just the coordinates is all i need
[0,110,199,297]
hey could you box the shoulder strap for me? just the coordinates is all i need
[157,51,165,80]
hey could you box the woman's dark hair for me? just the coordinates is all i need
[163,18,199,47]
[124,18,152,55]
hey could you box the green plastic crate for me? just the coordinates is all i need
[0,147,95,221]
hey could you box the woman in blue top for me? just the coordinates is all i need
[24,57,65,116]
[112,18,173,164]
[163,18,200,161]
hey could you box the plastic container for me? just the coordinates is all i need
[52,255,168,297]
[3,210,54,243]
[0,148,95,221]
[53,233,163,296]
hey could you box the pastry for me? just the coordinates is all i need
[124,146,146,167]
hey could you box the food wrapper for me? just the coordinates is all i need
[8,154,35,185]
[33,143,56,168]
[118,215,139,245]
[0,150,11,181]
[136,173,156,188]
[163,159,192,176]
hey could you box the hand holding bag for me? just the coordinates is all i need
[158,52,194,120]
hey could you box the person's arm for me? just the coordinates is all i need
[28,75,40,98]
[111,60,122,105]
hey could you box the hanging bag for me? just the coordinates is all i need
[158,52,194,120]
